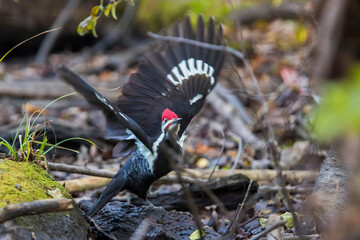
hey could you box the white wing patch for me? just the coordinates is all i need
[189,93,203,105]
[166,58,215,86]
[95,92,115,111]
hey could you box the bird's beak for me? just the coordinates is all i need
[172,118,182,125]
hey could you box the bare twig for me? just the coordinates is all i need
[258,185,313,195]
[88,217,118,240]
[147,32,245,60]
[164,145,204,240]
[207,131,225,182]
[43,161,115,178]
[182,170,227,214]
[0,198,73,224]
[239,214,269,228]
[224,179,253,236]
[234,15,304,236]
[242,45,304,238]
[214,84,253,124]
[49,161,318,182]
[283,234,320,240]
[35,0,81,65]
[228,132,243,172]
[208,90,266,149]
[53,163,317,193]
[249,219,287,240]
[130,218,151,240]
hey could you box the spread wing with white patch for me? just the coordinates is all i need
[116,15,225,156]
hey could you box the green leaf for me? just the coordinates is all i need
[0,137,17,160]
[90,5,100,17]
[36,134,48,161]
[280,211,300,228]
[111,1,120,20]
[77,16,92,36]
[259,218,268,227]
[189,229,205,240]
[42,137,98,156]
[91,17,99,38]
[104,3,112,17]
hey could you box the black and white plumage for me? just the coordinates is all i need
[57,15,225,217]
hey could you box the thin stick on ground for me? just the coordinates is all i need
[130,218,151,240]
[249,219,287,240]
[207,131,225,182]
[0,198,73,224]
[223,179,253,237]
[42,162,115,178]
[241,39,304,238]
[88,217,117,240]
[165,146,204,240]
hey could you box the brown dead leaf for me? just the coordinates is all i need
[23,103,48,115]
[195,143,218,155]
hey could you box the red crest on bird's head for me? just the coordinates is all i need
[162,108,178,122]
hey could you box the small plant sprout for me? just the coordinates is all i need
[0,93,98,169]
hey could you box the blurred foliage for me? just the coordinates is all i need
[77,0,134,37]
[272,0,283,7]
[265,20,309,51]
[311,64,360,141]
[135,0,236,33]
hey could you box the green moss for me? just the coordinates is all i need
[0,159,71,208]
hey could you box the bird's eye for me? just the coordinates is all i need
[162,118,168,127]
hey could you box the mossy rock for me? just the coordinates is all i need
[0,159,71,207]
[0,159,89,240]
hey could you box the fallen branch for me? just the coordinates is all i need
[59,176,111,193]
[59,167,317,193]
[0,198,73,224]
[43,162,115,178]
[258,185,313,195]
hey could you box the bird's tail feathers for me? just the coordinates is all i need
[86,173,126,217]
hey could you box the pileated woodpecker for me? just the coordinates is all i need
[58,15,225,217]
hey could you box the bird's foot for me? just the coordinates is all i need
[144,199,164,211]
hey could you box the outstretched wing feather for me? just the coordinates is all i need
[117,15,225,142]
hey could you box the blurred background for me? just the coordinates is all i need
[1,0,360,239]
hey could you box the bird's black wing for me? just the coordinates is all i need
[57,66,151,154]
[117,15,225,145]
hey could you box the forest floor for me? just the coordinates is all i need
[0,13,325,239]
